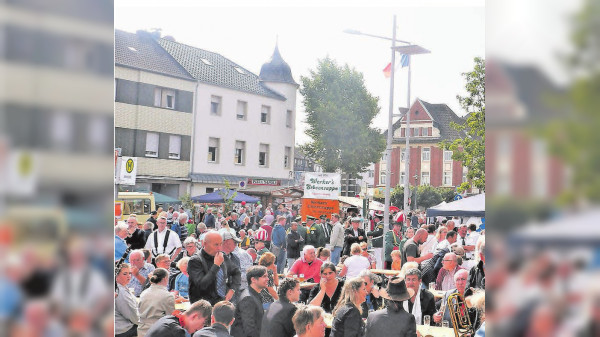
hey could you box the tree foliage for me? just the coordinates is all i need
[540,0,600,203]
[300,57,386,178]
[219,180,237,214]
[441,57,485,193]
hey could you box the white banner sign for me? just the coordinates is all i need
[303,172,341,200]
[117,156,137,185]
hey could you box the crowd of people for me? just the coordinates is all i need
[114,203,486,337]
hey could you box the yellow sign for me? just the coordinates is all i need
[125,158,134,173]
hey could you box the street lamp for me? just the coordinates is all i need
[345,16,429,269]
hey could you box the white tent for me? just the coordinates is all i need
[511,209,600,245]
[338,196,385,211]
[426,193,485,217]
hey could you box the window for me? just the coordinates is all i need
[123,199,151,216]
[234,141,245,165]
[234,66,245,74]
[400,172,406,185]
[368,170,374,178]
[381,153,388,162]
[208,137,219,163]
[444,150,453,161]
[206,187,214,193]
[145,132,159,157]
[443,171,452,186]
[380,172,386,185]
[421,172,430,186]
[284,146,291,169]
[51,112,72,149]
[462,171,467,183]
[89,115,108,150]
[422,127,427,136]
[154,88,175,109]
[422,148,430,161]
[401,148,406,161]
[210,96,222,116]
[259,143,269,167]
[200,58,212,66]
[169,135,181,159]
[261,105,270,124]
[236,100,247,120]
[286,110,293,128]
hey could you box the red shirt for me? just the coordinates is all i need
[289,258,323,282]
[260,224,273,242]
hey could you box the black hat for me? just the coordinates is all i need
[306,215,316,221]
[150,211,157,215]
[379,276,413,301]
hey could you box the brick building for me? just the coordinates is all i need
[374,99,467,189]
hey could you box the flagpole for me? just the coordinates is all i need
[382,15,396,268]
[403,49,411,221]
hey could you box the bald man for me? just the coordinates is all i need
[433,269,470,325]
[188,231,241,305]
[401,228,430,266]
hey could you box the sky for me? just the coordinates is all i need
[115,0,485,145]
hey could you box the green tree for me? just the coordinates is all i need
[219,180,237,214]
[416,185,443,210]
[539,0,600,203]
[441,57,485,193]
[179,193,195,212]
[300,57,386,178]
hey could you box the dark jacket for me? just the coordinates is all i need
[367,221,384,248]
[286,230,302,259]
[188,249,241,306]
[204,213,216,228]
[230,287,264,337]
[331,303,365,337]
[177,222,188,242]
[195,323,232,337]
[365,306,417,337]
[466,260,485,291]
[145,315,186,337]
[361,293,383,319]
[260,299,298,337]
[125,228,146,250]
[407,289,436,325]
[342,228,367,256]
[384,230,403,262]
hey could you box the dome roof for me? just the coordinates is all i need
[259,44,298,85]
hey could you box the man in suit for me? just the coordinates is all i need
[403,268,436,325]
[318,215,332,249]
[366,214,384,269]
[342,217,367,256]
[366,276,417,337]
[188,232,241,306]
[230,266,269,337]
[194,301,235,337]
[260,277,300,337]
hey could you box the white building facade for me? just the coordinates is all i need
[157,39,298,195]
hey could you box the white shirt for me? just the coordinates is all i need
[464,232,481,259]
[420,234,437,255]
[144,227,182,256]
[344,255,371,278]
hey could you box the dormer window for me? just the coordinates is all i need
[200,58,212,66]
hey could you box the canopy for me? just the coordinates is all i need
[426,193,485,217]
[191,189,260,203]
[153,192,180,204]
[337,196,385,211]
[510,209,600,246]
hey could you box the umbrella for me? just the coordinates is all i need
[191,189,260,203]
[389,206,400,213]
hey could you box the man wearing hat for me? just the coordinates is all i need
[318,215,332,249]
[146,210,158,227]
[296,217,308,249]
[365,276,417,337]
[384,222,403,269]
[342,217,367,256]
[367,214,384,269]
[305,216,324,248]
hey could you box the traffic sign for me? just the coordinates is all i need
[454,194,463,201]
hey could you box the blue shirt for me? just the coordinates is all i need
[174,273,189,298]
[115,235,128,263]
[272,224,287,248]
[0,277,22,319]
